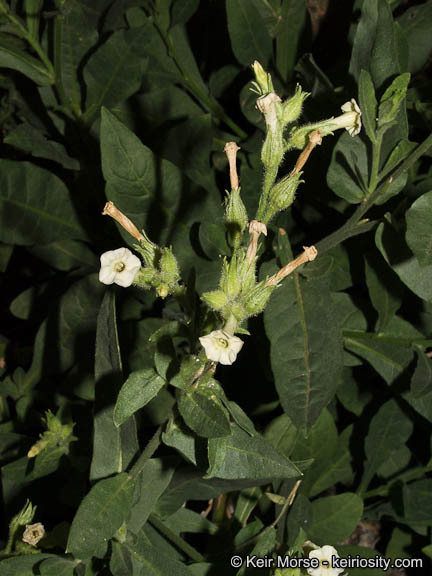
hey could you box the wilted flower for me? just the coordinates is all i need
[199,330,244,365]
[307,545,345,576]
[99,247,141,287]
[22,522,45,547]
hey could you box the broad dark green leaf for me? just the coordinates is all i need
[398,3,432,73]
[207,424,301,480]
[411,348,432,399]
[309,425,354,498]
[264,414,298,458]
[376,219,432,302]
[91,290,138,480]
[199,221,230,260]
[0,33,53,85]
[178,388,231,438]
[401,479,432,530]
[0,555,56,575]
[406,190,432,267]
[67,472,135,560]
[365,252,404,331]
[264,270,343,433]
[350,0,399,90]
[226,0,272,66]
[127,458,176,533]
[114,369,166,427]
[39,557,77,576]
[123,537,193,576]
[162,416,200,464]
[29,239,98,272]
[307,493,364,544]
[110,541,135,576]
[0,160,86,245]
[359,399,413,493]
[84,27,149,120]
[358,69,377,144]
[4,124,79,169]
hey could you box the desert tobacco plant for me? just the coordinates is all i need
[1,1,432,575]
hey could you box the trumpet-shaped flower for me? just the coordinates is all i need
[307,545,345,576]
[333,98,362,137]
[99,248,141,287]
[199,330,244,365]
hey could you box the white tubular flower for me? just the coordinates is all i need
[99,248,141,288]
[257,92,282,132]
[199,330,244,365]
[307,545,345,576]
[331,98,362,136]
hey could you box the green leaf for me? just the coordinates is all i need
[123,537,194,576]
[199,221,230,260]
[226,0,272,66]
[4,124,79,169]
[110,541,135,576]
[0,33,53,85]
[274,0,307,82]
[307,493,364,544]
[29,239,98,272]
[57,0,98,113]
[67,472,135,560]
[0,555,56,576]
[336,368,373,416]
[402,479,432,530]
[206,424,301,480]
[164,507,218,535]
[358,69,377,143]
[264,414,298,458]
[178,388,231,438]
[263,270,343,433]
[0,160,86,245]
[359,398,413,493]
[309,425,354,498]
[398,3,432,73]
[327,132,407,204]
[376,219,432,302]
[114,369,166,427]
[411,348,432,399]
[365,252,404,332]
[100,108,217,271]
[127,458,176,533]
[406,190,432,267]
[25,0,43,41]
[39,557,77,576]
[91,290,138,481]
[350,0,399,90]
[170,0,200,27]
[84,27,149,121]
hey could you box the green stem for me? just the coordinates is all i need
[0,2,55,81]
[154,20,247,140]
[148,513,205,563]
[129,426,162,480]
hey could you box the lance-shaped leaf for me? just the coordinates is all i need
[406,190,432,267]
[122,536,193,576]
[67,473,135,560]
[91,291,138,481]
[359,398,413,493]
[178,388,231,438]
[0,34,53,85]
[114,369,166,427]
[264,271,343,433]
[206,424,301,480]
[0,160,86,245]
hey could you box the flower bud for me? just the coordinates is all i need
[230,301,247,322]
[266,171,303,222]
[243,281,275,316]
[224,188,248,248]
[156,284,169,299]
[201,290,228,311]
[134,267,156,288]
[251,60,273,95]
[378,73,410,131]
[281,84,309,127]
[220,256,241,298]
[257,93,284,168]
[159,247,180,284]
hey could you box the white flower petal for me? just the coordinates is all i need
[99,266,116,285]
[308,545,343,576]
[199,330,244,365]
